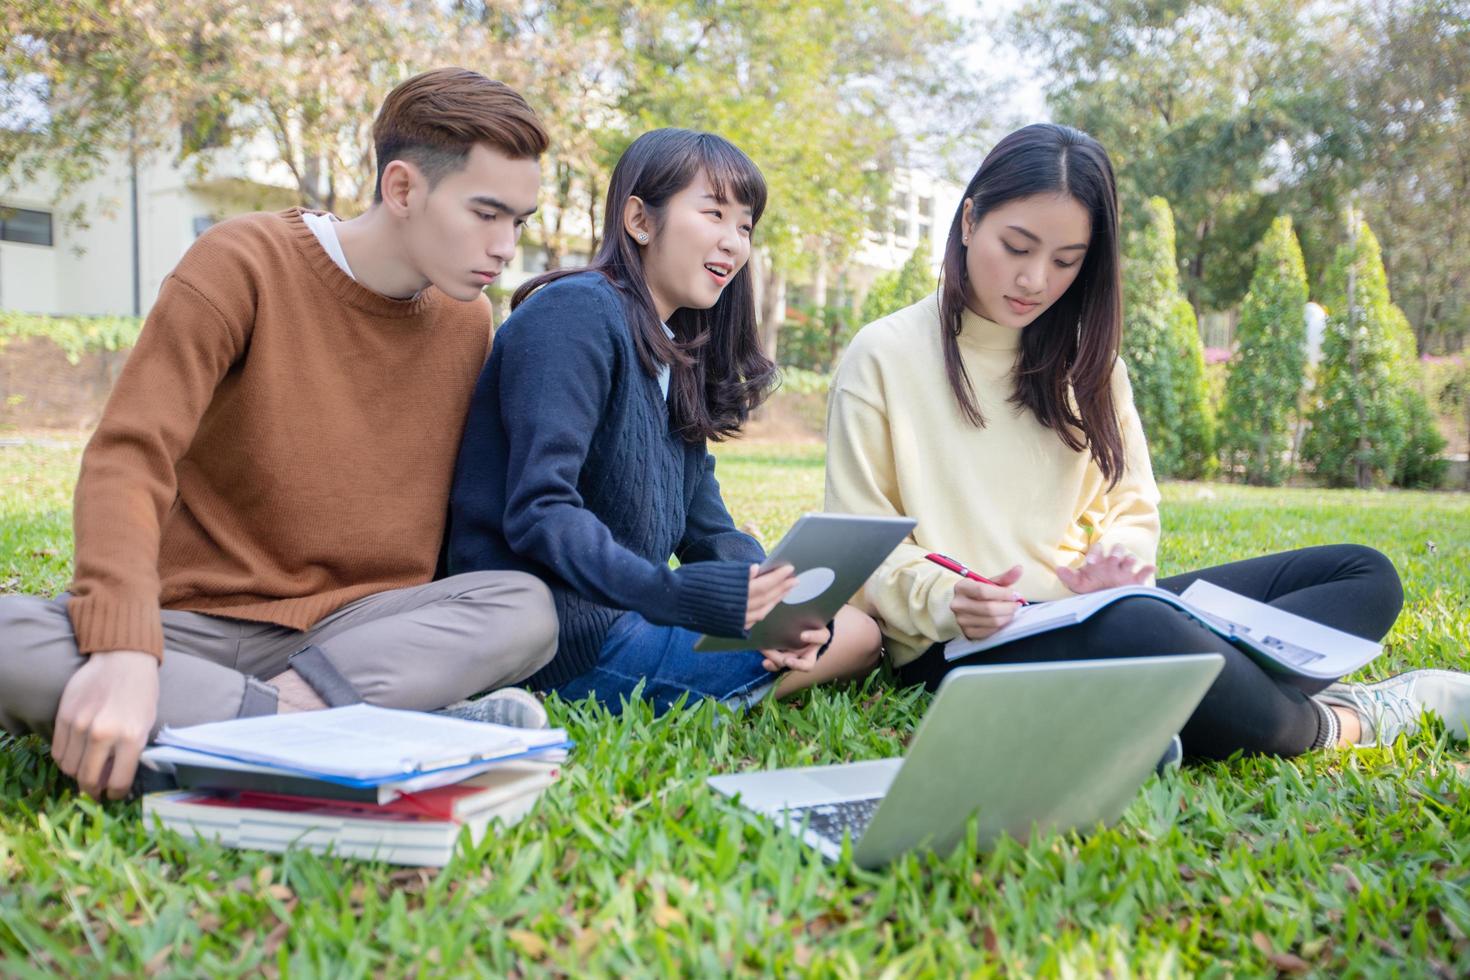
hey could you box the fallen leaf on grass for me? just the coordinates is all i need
[143,945,172,976]
[802,911,847,939]
[265,884,294,903]
[652,901,685,929]
[388,867,432,894]
[1428,908,1467,942]
[1252,932,1310,975]
[508,929,548,959]
[1331,862,1363,894]
[262,920,289,957]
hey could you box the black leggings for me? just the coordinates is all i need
[897,545,1404,759]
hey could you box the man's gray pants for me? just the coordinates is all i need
[0,571,557,740]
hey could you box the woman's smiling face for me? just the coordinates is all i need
[636,170,754,322]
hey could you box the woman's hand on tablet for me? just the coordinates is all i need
[950,564,1025,640]
[746,563,797,630]
[1055,545,1155,594]
[761,626,830,673]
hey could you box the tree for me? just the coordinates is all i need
[859,247,936,329]
[1302,216,1444,488]
[0,0,241,223]
[1121,197,1214,479]
[1168,294,1216,479]
[1012,0,1355,314]
[1349,0,1470,353]
[3,0,975,352]
[1011,0,1469,353]
[0,1,536,215]
[557,0,971,354]
[1219,216,1309,485]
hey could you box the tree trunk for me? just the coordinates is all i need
[812,247,829,309]
[827,269,848,369]
[587,176,602,256]
[751,247,786,362]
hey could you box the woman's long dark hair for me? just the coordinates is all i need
[939,123,1126,485]
[512,128,776,443]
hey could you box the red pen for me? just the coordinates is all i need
[924,552,1029,605]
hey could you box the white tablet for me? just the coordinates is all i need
[694,513,916,652]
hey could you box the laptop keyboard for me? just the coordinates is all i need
[784,797,883,843]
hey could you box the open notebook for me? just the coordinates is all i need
[944,579,1380,681]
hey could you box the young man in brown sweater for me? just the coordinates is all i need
[0,68,558,800]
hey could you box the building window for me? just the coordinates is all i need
[193,215,217,237]
[0,206,53,246]
[918,221,932,243]
[918,196,933,218]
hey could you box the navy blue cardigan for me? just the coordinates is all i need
[447,272,763,689]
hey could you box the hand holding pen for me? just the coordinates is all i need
[926,552,1029,643]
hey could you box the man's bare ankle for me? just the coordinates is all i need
[270,668,328,713]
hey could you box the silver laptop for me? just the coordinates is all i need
[708,654,1223,867]
[695,513,916,652]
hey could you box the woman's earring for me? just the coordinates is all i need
[637,233,648,244]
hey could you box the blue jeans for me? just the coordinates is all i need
[550,612,776,715]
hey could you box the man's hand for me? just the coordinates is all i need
[761,626,831,673]
[746,563,797,630]
[51,650,159,800]
[950,564,1025,641]
[1055,545,1156,595]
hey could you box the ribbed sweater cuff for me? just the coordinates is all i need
[672,560,752,639]
[67,595,165,661]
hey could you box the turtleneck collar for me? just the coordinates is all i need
[957,304,1023,352]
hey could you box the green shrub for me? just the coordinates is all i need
[777,303,850,373]
[1302,219,1445,488]
[775,366,832,397]
[1168,296,1216,478]
[1218,216,1309,485]
[859,246,936,328]
[1121,197,1215,479]
[0,311,143,363]
[1424,355,1468,464]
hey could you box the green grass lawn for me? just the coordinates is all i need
[3,437,1470,976]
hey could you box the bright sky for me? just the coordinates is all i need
[952,0,1050,122]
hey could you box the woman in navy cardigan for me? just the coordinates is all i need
[449,129,881,713]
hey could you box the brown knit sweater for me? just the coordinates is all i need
[67,208,492,659]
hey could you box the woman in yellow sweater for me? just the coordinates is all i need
[826,123,1470,758]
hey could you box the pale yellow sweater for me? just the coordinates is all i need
[824,294,1161,666]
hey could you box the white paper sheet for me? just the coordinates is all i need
[156,704,565,781]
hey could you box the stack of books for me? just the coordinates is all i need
[138,704,571,866]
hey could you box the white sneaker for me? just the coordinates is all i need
[1316,670,1470,746]
[435,687,548,729]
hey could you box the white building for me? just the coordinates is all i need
[801,166,963,309]
[0,131,302,318]
[3,136,959,320]
[0,135,596,319]
[856,167,962,277]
